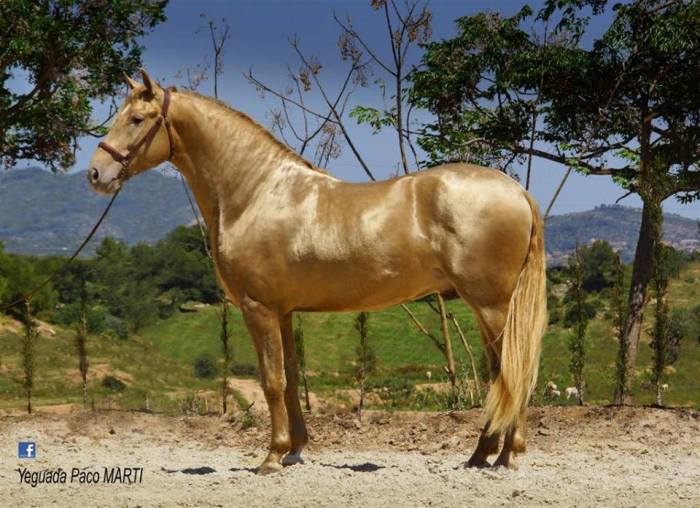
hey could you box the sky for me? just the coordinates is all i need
[11,0,700,220]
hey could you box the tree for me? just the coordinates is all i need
[219,299,232,414]
[354,312,377,421]
[612,252,629,403]
[294,315,311,412]
[0,0,168,171]
[75,281,89,407]
[410,0,700,404]
[21,300,38,414]
[567,246,587,405]
[578,240,619,293]
[339,0,432,174]
[650,236,670,406]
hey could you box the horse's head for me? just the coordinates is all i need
[88,69,173,194]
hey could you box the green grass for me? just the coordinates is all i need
[138,298,483,383]
[1,263,699,412]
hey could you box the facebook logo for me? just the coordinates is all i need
[18,442,36,459]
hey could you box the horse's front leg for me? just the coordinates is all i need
[241,295,290,475]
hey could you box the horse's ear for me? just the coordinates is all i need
[140,68,156,95]
[124,73,139,90]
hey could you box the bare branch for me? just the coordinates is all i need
[400,303,445,354]
[333,11,395,76]
[246,68,340,124]
[289,38,377,180]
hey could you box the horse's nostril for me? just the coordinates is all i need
[90,167,99,183]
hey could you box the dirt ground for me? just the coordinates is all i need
[1,406,699,507]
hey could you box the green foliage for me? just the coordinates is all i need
[75,282,89,405]
[103,314,129,341]
[193,355,217,379]
[576,240,619,292]
[1,259,700,412]
[230,362,258,378]
[0,225,219,334]
[354,311,376,416]
[54,303,106,334]
[567,246,588,404]
[0,0,168,170]
[294,316,307,374]
[349,106,395,133]
[410,1,700,206]
[20,304,38,413]
[294,314,311,410]
[354,312,377,383]
[612,253,629,403]
[369,376,415,408]
[650,202,670,404]
[563,299,597,327]
[102,375,126,392]
[219,300,232,413]
[0,248,56,318]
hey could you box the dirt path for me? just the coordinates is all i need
[1,406,699,507]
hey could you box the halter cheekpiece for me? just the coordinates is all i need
[98,88,174,180]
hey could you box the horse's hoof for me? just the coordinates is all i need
[492,457,517,470]
[257,461,283,475]
[465,457,491,468]
[282,452,305,466]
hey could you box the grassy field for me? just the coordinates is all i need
[1,262,699,412]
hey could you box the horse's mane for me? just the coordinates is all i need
[173,88,331,176]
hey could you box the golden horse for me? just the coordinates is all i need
[88,70,547,474]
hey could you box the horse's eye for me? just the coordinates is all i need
[131,116,144,125]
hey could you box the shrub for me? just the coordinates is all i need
[563,300,597,328]
[230,362,258,377]
[102,375,126,392]
[194,356,217,379]
[103,314,128,340]
[53,303,107,334]
[369,377,415,407]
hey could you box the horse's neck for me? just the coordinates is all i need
[169,92,309,229]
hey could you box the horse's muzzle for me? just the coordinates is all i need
[87,166,120,195]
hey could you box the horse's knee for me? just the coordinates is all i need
[261,376,287,401]
[271,430,291,453]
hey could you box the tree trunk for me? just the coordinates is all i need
[613,198,656,405]
[436,294,457,405]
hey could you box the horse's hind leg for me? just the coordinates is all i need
[240,295,290,475]
[465,306,507,468]
[470,304,528,469]
[280,313,309,466]
[493,407,527,469]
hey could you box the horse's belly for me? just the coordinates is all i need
[288,258,452,312]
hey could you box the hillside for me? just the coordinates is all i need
[0,167,194,255]
[1,261,699,412]
[0,168,697,259]
[545,204,698,264]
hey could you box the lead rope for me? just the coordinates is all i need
[2,88,175,314]
[0,189,121,313]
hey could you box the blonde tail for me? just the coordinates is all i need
[483,192,547,436]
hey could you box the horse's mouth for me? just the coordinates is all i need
[89,176,122,195]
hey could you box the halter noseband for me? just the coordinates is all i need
[98,88,174,180]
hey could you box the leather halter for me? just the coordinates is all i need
[98,88,174,180]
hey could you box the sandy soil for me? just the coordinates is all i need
[1,406,699,507]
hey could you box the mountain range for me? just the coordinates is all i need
[0,167,193,255]
[0,167,697,262]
